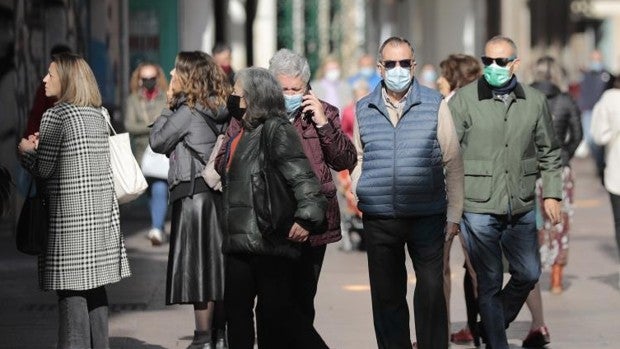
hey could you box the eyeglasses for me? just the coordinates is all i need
[381,59,414,69]
[481,56,516,67]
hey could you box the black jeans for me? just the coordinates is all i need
[292,243,327,323]
[225,253,328,349]
[363,214,448,349]
[57,286,109,349]
[610,192,620,258]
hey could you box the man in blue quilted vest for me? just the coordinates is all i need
[448,36,563,349]
[351,36,464,349]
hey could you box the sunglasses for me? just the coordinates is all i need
[381,59,414,69]
[481,56,516,67]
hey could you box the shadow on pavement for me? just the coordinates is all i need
[110,337,168,349]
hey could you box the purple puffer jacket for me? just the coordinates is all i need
[218,100,356,246]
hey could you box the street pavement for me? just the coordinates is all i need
[1,157,619,348]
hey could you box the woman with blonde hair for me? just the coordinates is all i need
[125,61,169,245]
[18,52,130,349]
[150,51,230,349]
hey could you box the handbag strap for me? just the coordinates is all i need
[101,107,117,135]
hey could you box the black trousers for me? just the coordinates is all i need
[224,253,328,349]
[610,192,620,257]
[363,214,448,349]
[292,243,327,323]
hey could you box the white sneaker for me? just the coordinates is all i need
[147,228,165,246]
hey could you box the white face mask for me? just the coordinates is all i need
[325,69,341,82]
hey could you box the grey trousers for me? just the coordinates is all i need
[57,286,109,349]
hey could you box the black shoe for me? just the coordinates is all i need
[522,326,550,348]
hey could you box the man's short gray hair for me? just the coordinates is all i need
[268,48,311,84]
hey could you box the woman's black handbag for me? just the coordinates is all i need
[16,179,48,255]
[252,119,296,238]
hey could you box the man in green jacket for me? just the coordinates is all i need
[448,35,563,349]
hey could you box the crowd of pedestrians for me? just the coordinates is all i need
[10,31,620,349]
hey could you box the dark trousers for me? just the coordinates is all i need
[610,192,620,257]
[224,253,328,349]
[57,286,109,349]
[292,243,327,323]
[461,210,540,349]
[363,214,448,349]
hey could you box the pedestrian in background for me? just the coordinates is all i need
[436,53,482,347]
[150,51,230,349]
[347,53,382,91]
[125,61,169,245]
[518,55,583,348]
[448,36,563,349]
[310,55,353,113]
[18,52,131,349]
[268,48,357,324]
[215,67,329,349]
[212,42,235,85]
[591,75,620,290]
[351,36,464,349]
[577,50,612,183]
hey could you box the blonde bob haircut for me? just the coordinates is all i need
[129,61,168,94]
[53,52,102,107]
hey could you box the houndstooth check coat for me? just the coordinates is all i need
[21,103,131,291]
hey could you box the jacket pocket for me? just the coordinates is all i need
[519,158,538,201]
[464,160,493,202]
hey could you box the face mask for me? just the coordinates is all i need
[284,93,303,113]
[422,69,437,83]
[141,77,157,91]
[360,67,375,78]
[483,63,512,87]
[384,67,412,93]
[590,61,603,71]
[226,95,246,120]
[325,69,341,82]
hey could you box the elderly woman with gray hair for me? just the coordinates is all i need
[215,67,330,349]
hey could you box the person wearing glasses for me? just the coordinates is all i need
[447,36,563,349]
[351,36,464,349]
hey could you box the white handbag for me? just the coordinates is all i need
[103,108,148,204]
[141,145,169,180]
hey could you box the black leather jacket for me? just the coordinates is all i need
[219,116,327,259]
[531,81,583,167]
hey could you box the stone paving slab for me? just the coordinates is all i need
[1,157,619,348]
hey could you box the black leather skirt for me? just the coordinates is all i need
[166,190,225,304]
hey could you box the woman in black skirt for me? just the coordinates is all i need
[150,51,231,349]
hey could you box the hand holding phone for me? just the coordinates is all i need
[301,91,328,127]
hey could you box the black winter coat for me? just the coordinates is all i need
[218,116,327,259]
[531,81,583,167]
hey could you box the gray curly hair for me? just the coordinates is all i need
[268,48,312,84]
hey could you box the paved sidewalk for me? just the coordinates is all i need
[1,157,619,348]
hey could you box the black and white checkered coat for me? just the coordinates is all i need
[21,103,131,291]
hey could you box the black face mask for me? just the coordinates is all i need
[141,77,157,91]
[226,95,246,120]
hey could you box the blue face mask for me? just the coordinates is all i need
[360,67,375,78]
[384,66,412,93]
[284,93,303,113]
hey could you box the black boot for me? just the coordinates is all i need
[187,330,212,349]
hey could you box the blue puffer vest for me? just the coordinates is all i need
[356,79,447,218]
